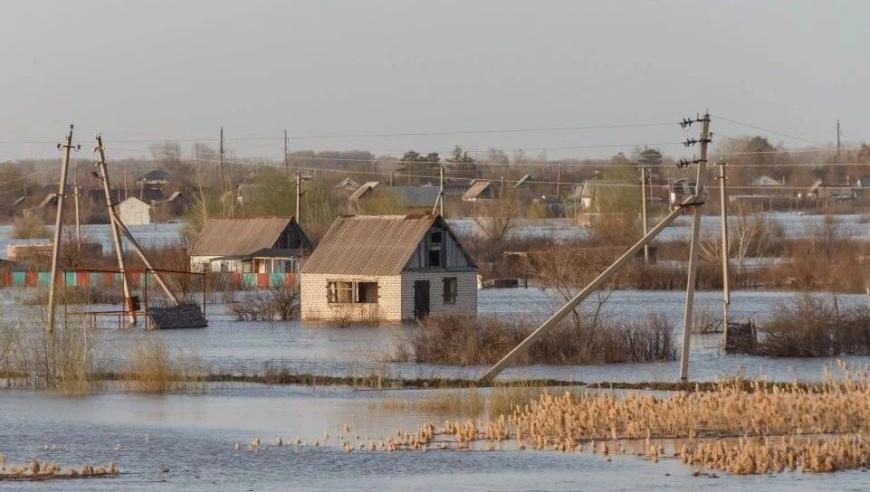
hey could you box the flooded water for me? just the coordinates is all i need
[2,386,869,491]
[0,223,182,259]
[3,288,868,384]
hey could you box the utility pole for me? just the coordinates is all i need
[47,125,78,334]
[836,120,841,164]
[555,166,562,197]
[219,126,225,193]
[433,163,445,217]
[95,134,135,325]
[73,160,81,247]
[640,167,649,264]
[679,113,711,383]
[295,172,303,223]
[718,161,730,348]
[284,130,290,178]
[123,168,129,199]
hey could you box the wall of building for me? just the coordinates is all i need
[118,198,152,225]
[399,271,477,320]
[190,255,245,273]
[300,273,403,322]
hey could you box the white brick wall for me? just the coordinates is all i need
[300,271,477,322]
[400,271,478,319]
[301,274,403,321]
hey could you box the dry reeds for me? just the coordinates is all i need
[0,459,118,481]
[120,336,208,393]
[397,313,674,365]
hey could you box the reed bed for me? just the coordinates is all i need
[0,459,118,481]
[359,366,870,474]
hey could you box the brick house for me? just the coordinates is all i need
[300,214,478,322]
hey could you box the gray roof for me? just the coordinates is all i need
[385,186,440,208]
[301,214,445,275]
[349,181,379,201]
[462,180,492,200]
[191,216,297,256]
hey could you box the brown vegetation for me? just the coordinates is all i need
[395,313,674,365]
[120,336,207,393]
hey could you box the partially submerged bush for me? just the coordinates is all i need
[396,312,675,365]
[228,286,298,321]
[752,295,870,357]
[11,214,49,239]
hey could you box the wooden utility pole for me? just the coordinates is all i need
[295,172,302,223]
[95,134,136,325]
[219,126,225,193]
[284,130,290,178]
[73,160,81,247]
[640,167,649,264]
[679,113,711,382]
[123,168,129,199]
[718,161,731,347]
[836,120,841,164]
[47,125,78,334]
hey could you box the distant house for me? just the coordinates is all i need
[855,176,870,199]
[138,169,170,187]
[669,179,695,207]
[190,216,311,273]
[333,178,360,195]
[462,179,494,201]
[350,183,440,213]
[751,175,781,187]
[300,214,478,322]
[349,181,379,203]
[577,180,623,211]
[118,196,152,225]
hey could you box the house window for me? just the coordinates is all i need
[357,282,378,303]
[443,277,457,304]
[328,280,378,304]
[327,281,354,303]
[428,230,443,268]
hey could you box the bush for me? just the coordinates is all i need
[121,336,207,393]
[11,214,49,239]
[753,295,870,357]
[396,312,674,365]
[228,286,298,321]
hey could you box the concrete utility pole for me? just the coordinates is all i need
[73,160,81,247]
[640,167,649,264]
[679,114,711,382]
[95,134,135,325]
[718,161,731,347]
[433,163,445,217]
[47,125,78,334]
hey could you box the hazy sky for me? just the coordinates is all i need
[1,0,868,161]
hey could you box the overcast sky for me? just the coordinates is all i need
[1,0,867,161]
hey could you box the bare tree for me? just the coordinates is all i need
[467,192,522,243]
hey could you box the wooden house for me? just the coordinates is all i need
[300,214,478,322]
[190,216,311,273]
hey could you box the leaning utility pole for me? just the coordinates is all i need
[640,167,649,264]
[95,134,135,325]
[47,125,78,334]
[718,161,731,347]
[678,113,712,382]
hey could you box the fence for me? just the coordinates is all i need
[0,271,296,290]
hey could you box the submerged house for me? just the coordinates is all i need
[190,216,311,273]
[300,214,478,322]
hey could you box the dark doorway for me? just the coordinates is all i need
[413,280,430,320]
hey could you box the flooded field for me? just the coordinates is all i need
[2,385,869,491]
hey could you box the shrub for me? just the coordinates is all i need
[227,286,298,321]
[396,312,674,365]
[121,336,207,393]
[11,214,49,239]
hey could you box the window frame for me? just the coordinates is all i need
[443,276,457,305]
[327,280,379,305]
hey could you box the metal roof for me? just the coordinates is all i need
[349,181,380,201]
[191,216,297,256]
[301,214,438,275]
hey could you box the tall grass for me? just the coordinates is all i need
[120,336,208,393]
[395,312,674,365]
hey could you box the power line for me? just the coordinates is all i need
[711,114,821,146]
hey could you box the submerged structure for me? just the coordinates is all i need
[300,214,478,322]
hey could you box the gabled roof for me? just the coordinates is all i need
[462,180,492,200]
[334,177,360,190]
[513,174,533,188]
[141,169,170,182]
[191,216,299,256]
[349,181,379,201]
[384,186,440,208]
[301,214,474,275]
